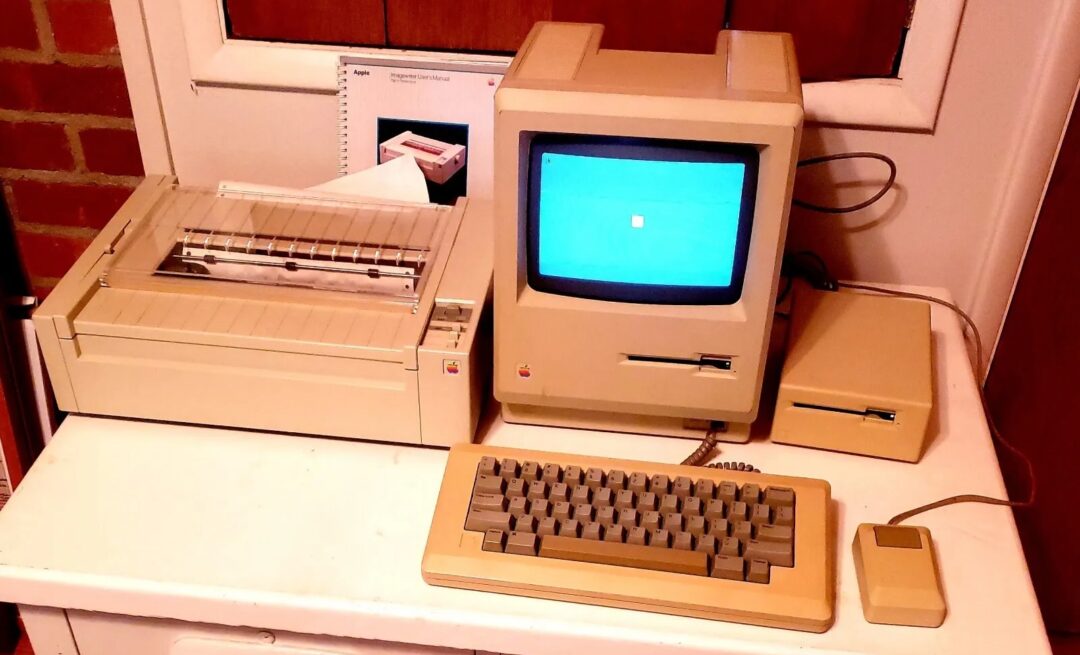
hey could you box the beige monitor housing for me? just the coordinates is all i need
[494,23,803,439]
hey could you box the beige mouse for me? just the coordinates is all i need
[853,523,947,627]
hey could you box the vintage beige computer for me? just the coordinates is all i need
[492,22,804,441]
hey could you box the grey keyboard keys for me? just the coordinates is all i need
[472,493,507,512]
[564,465,584,487]
[740,483,761,504]
[506,478,526,498]
[539,535,708,576]
[466,510,513,533]
[530,498,551,517]
[686,515,706,536]
[745,539,793,567]
[552,501,572,522]
[712,555,745,580]
[594,487,614,507]
[478,456,499,477]
[585,467,605,489]
[757,524,793,543]
[618,508,639,528]
[527,480,548,500]
[729,501,749,521]
[747,559,771,583]
[694,479,715,500]
[549,482,569,502]
[720,536,741,557]
[775,506,795,527]
[581,521,603,541]
[573,503,594,522]
[520,461,541,481]
[506,531,538,555]
[615,489,636,510]
[636,491,658,512]
[649,529,671,548]
[507,496,529,518]
[595,505,616,526]
[717,481,738,503]
[475,474,506,495]
[514,515,538,533]
[672,476,693,498]
[627,526,648,545]
[696,534,718,554]
[673,531,694,550]
[705,499,726,519]
[537,516,557,537]
[605,524,626,543]
[764,486,795,507]
[707,518,729,537]
[570,485,591,505]
[641,511,661,532]
[542,463,561,484]
[662,512,683,532]
[606,470,627,490]
[751,503,772,525]
[628,472,648,494]
[559,519,581,537]
[649,474,671,494]
[500,459,520,480]
[682,497,703,516]
[731,521,753,542]
[659,494,680,514]
[483,529,506,552]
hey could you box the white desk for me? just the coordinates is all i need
[0,292,1051,655]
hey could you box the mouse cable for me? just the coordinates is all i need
[834,282,1037,525]
[793,152,897,214]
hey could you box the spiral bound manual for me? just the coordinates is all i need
[336,55,506,198]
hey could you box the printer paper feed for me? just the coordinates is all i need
[338,56,504,205]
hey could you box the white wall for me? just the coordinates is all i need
[115,0,1080,358]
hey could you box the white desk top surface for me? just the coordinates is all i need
[0,291,1050,655]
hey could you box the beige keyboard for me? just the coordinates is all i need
[422,444,835,632]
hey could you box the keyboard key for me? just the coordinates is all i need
[527,480,548,500]
[570,485,591,505]
[636,491,658,512]
[705,499,726,519]
[500,459,521,480]
[707,518,729,538]
[712,555,745,580]
[595,505,616,526]
[659,494,680,514]
[672,476,693,498]
[514,515,538,534]
[618,508,639,528]
[506,531,538,556]
[593,487,614,507]
[775,506,795,527]
[477,457,499,477]
[507,496,529,518]
[717,481,738,503]
[606,470,627,490]
[694,479,715,500]
[682,496,703,517]
[720,536,741,557]
[483,529,506,552]
[686,515,706,536]
[764,486,795,507]
[564,466,584,487]
[696,534,718,554]
[472,493,507,512]
[649,474,671,495]
[549,482,569,503]
[552,501,572,522]
[729,501,749,521]
[745,540,793,567]
[628,472,648,494]
[641,511,661,532]
[542,464,561,484]
[559,519,581,537]
[539,535,708,576]
[581,521,603,541]
[732,521,753,543]
[627,526,648,546]
[740,483,762,504]
[537,517,557,537]
[757,524,793,543]
[662,512,683,532]
[751,503,772,525]
[572,503,594,522]
[466,510,513,533]
[614,489,636,510]
[649,529,671,548]
[604,524,626,543]
[585,467,605,489]
[475,474,506,495]
[520,461,541,481]
[747,559,771,584]
[506,478,526,498]
[673,531,694,550]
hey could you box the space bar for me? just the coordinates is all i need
[538,535,709,576]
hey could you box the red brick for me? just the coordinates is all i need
[10,179,134,229]
[0,62,133,117]
[79,127,143,176]
[0,0,40,50]
[47,0,120,55]
[0,121,75,171]
[15,229,94,279]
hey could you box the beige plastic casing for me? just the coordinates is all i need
[493,23,803,434]
[771,288,934,462]
[852,523,946,627]
[423,443,834,632]
[33,176,493,447]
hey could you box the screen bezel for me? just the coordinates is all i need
[526,134,760,305]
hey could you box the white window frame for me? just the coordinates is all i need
[180,0,964,130]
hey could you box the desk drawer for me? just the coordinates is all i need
[67,610,481,655]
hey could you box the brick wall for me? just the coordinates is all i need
[0,0,143,299]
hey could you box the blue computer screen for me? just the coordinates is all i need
[536,153,746,288]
